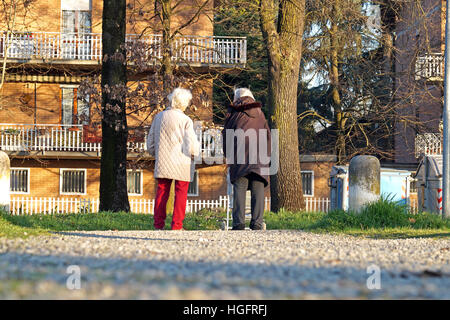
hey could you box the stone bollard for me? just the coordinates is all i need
[348,155,380,213]
[0,151,10,213]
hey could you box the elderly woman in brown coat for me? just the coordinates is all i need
[222,88,271,230]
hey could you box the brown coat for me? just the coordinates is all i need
[222,96,271,187]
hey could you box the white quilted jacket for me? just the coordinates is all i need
[147,108,200,182]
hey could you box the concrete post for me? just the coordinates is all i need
[0,151,10,213]
[348,155,380,213]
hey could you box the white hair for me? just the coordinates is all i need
[233,88,255,102]
[168,88,192,111]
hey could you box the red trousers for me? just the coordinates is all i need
[154,178,190,230]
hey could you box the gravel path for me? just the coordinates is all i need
[0,230,449,299]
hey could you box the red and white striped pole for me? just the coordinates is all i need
[437,188,443,216]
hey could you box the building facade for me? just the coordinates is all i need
[394,0,444,166]
[0,0,247,204]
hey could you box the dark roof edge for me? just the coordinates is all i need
[299,154,337,162]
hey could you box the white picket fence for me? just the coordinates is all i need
[9,197,155,215]
[305,198,331,212]
[410,198,419,214]
[8,196,332,215]
[8,196,233,215]
[7,196,419,215]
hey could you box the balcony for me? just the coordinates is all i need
[0,31,246,68]
[0,123,224,160]
[415,132,442,158]
[415,53,444,82]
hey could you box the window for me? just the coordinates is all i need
[10,168,29,194]
[62,10,91,34]
[188,171,199,196]
[127,170,142,195]
[61,87,74,125]
[61,86,90,125]
[301,171,314,197]
[60,169,86,194]
[61,1,92,59]
[61,0,92,34]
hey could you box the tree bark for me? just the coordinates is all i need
[260,0,306,212]
[329,0,346,164]
[99,0,130,212]
[0,1,17,92]
[379,0,397,155]
[160,0,174,93]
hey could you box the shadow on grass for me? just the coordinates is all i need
[292,198,450,239]
[359,232,450,240]
[0,211,222,234]
[3,198,450,240]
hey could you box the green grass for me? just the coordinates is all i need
[0,208,223,238]
[264,210,325,230]
[1,199,450,239]
[0,212,49,238]
[264,198,450,239]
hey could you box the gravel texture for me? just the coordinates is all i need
[0,230,449,299]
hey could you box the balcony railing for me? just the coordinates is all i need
[415,132,442,158]
[415,53,444,81]
[0,123,224,158]
[0,31,246,67]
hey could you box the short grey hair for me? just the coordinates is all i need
[233,88,255,102]
[168,88,192,111]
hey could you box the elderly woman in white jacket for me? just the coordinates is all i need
[147,88,200,230]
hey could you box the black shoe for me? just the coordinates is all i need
[250,222,265,230]
[232,225,245,230]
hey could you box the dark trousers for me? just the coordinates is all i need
[232,173,265,230]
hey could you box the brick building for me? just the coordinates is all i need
[299,155,337,199]
[394,0,445,167]
[0,0,247,205]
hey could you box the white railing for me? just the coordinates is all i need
[195,126,223,158]
[0,31,247,66]
[8,196,420,215]
[0,124,143,153]
[415,132,442,158]
[415,53,444,81]
[0,123,223,157]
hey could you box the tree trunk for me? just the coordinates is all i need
[380,0,396,156]
[260,0,306,212]
[329,0,346,164]
[99,0,130,212]
[158,0,177,211]
[160,0,174,93]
